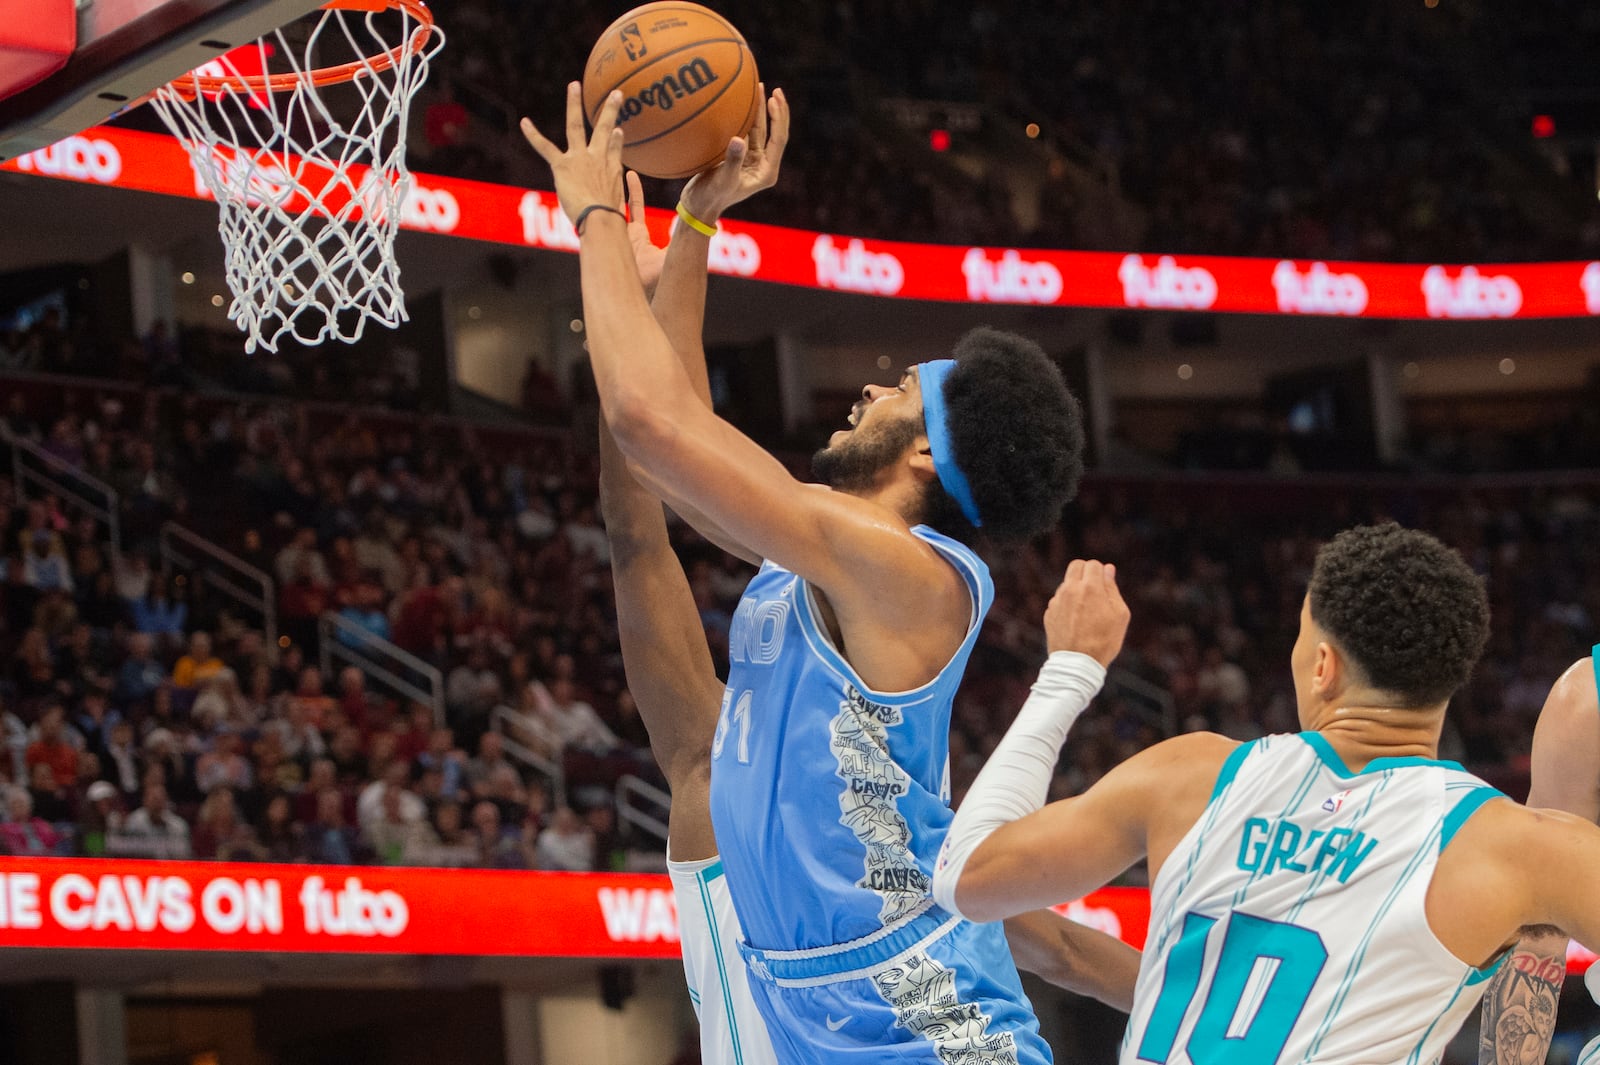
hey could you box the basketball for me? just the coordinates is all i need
[582,2,760,180]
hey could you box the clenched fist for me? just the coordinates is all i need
[1044,560,1130,668]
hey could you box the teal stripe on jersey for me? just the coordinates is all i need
[1136,911,1217,1061]
[704,858,725,883]
[1209,740,1258,802]
[1231,759,1323,909]
[1440,787,1504,851]
[1403,968,1475,1065]
[1468,952,1508,986]
[1298,732,1467,776]
[696,868,744,1065]
[1299,820,1443,1062]
[1149,738,1269,958]
[1285,771,1395,924]
[1591,644,1599,703]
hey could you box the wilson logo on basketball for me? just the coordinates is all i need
[1420,265,1522,319]
[517,191,579,250]
[813,236,905,295]
[617,57,719,121]
[963,249,1064,304]
[14,136,122,184]
[1272,261,1369,316]
[1118,255,1218,310]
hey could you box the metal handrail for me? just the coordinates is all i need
[1107,666,1178,737]
[318,612,445,727]
[158,522,276,650]
[615,774,671,848]
[2,424,122,569]
[490,704,566,808]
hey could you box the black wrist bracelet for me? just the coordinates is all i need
[574,203,626,235]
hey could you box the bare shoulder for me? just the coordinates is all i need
[1113,731,1241,804]
[1133,732,1242,875]
[1441,797,1593,884]
[1138,731,1241,777]
[1527,655,1600,815]
[1543,655,1599,725]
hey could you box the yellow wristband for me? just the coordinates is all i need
[675,201,718,237]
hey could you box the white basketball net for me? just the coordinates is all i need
[146,1,442,353]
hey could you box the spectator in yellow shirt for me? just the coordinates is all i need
[170,630,225,689]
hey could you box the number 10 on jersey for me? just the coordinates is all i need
[1138,911,1329,1065]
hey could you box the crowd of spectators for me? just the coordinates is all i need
[2,370,1597,877]
[393,0,1600,262]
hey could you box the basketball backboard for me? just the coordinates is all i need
[0,0,324,162]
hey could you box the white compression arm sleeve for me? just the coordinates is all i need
[932,651,1107,919]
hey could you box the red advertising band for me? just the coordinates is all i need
[0,858,1590,975]
[7,125,1600,320]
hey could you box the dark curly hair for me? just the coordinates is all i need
[1308,523,1489,707]
[922,328,1085,544]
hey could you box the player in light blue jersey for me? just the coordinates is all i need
[525,86,1129,1063]
[1477,643,1600,1065]
[937,525,1600,1065]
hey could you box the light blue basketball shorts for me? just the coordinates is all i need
[735,903,1052,1065]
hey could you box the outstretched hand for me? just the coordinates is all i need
[624,171,666,293]
[680,85,790,224]
[1044,560,1131,668]
[520,82,625,226]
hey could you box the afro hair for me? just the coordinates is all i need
[1308,523,1489,707]
[923,327,1085,544]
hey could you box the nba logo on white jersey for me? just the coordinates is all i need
[1320,789,1351,813]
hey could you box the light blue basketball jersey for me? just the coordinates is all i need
[707,525,993,952]
[1123,732,1507,1065]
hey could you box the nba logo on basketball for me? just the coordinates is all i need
[1322,789,1352,813]
[621,23,647,61]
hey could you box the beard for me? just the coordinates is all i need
[811,415,922,494]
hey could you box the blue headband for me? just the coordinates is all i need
[917,359,983,528]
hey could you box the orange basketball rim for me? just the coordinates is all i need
[163,0,436,99]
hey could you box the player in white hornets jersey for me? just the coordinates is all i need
[934,525,1600,1065]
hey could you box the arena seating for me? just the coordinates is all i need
[2,354,1595,872]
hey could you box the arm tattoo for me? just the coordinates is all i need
[1478,930,1567,1065]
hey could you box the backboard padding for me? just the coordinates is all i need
[0,0,324,161]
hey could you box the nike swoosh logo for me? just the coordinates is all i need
[825,1015,850,1032]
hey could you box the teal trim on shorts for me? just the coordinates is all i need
[703,858,724,883]
[1591,644,1599,707]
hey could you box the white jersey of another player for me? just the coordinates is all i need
[668,852,779,1065]
[1123,732,1504,1065]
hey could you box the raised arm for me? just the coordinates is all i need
[631,90,788,566]
[933,562,1235,923]
[1478,655,1600,1065]
[598,180,730,861]
[521,87,958,627]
